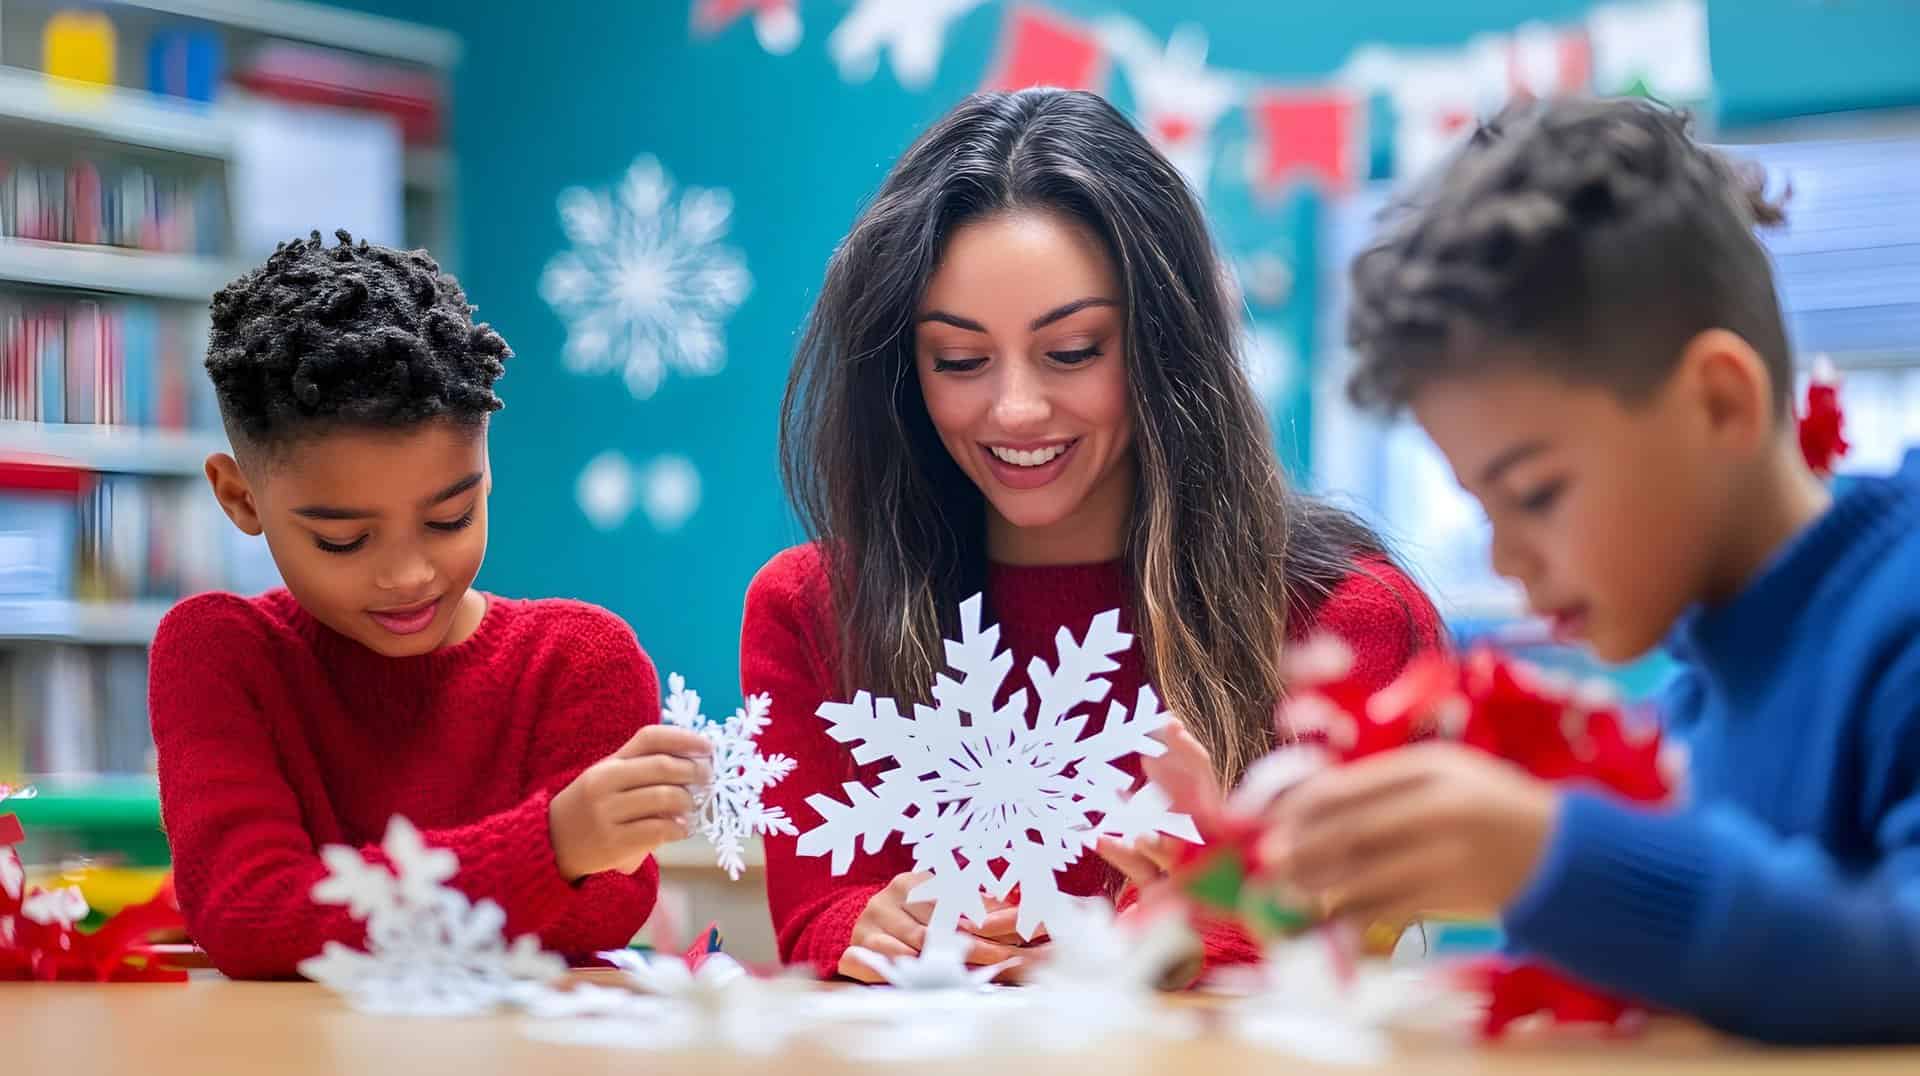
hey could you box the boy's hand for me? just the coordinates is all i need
[1260,743,1560,925]
[549,725,713,881]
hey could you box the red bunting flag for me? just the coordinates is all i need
[982,5,1107,93]
[1249,89,1361,194]
[690,0,801,54]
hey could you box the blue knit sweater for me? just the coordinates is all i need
[1503,455,1920,1043]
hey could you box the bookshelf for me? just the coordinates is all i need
[0,240,239,303]
[0,63,236,158]
[0,1,460,833]
[0,420,225,476]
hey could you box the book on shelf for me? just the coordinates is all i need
[0,155,226,257]
[0,293,215,429]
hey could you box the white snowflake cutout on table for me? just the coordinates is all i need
[521,967,800,1055]
[828,0,989,89]
[998,899,1201,1052]
[299,816,566,1016]
[539,154,751,400]
[597,946,750,996]
[660,673,797,880]
[1021,897,1191,993]
[796,594,1200,942]
[1227,933,1480,1066]
[844,927,1017,991]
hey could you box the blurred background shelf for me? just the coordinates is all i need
[0,421,227,475]
[0,599,172,644]
[0,64,234,157]
[112,0,461,68]
[0,240,239,302]
[0,0,458,869]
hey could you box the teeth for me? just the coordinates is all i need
[989,443,1068,467]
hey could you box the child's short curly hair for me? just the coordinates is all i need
[206,229,512,455]
[1346,96,1791,416]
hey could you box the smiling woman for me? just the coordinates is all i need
[743,88,1445,985]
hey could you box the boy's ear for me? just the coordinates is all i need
[1675,328,1775,454]
[205,453,265,536]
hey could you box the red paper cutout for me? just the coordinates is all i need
[1249,90,1360,194]
[982,6,1107,93]
[1799,377,1849,478]
[1458,958,1646,1037]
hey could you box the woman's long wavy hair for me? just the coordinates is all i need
[781,88,1397,785]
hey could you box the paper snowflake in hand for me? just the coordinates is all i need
[539,154,752,399]
[797,595,1199,941]
[299,816,565,1016]
[661,674,798,880]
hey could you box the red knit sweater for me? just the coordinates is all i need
[742,544,1444,978]
[149,589,662,980]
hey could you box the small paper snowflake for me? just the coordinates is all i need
[539,154,752,399]
[796,594,1200,941]
[844,928,1017,990]
[598,947,750,996]
[1228,934,1481,1065]
[299,816,565,1016]
[661,674,798,880]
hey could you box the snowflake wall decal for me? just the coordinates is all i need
[796,594,1200,942]
[299,816,565,1015]
[661,674,798,880]
[539,154,752,399]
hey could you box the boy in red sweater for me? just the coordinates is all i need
[151,230,709,979]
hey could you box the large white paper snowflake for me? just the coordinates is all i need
[299,816,565,1015]
[796,594,1199,941]
[662,674,798,880]
[539,154,751,400]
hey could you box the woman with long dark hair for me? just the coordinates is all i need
[744,87,1442,982]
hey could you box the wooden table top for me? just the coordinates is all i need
[9,976,1918,1075]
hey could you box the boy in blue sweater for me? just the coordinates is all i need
[1263,97,1919,1042]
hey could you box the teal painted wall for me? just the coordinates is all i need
[313,1,1920,703]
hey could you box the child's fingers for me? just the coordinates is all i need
[1267,749,1438,833]
[840,935,916,982]
[604,754,712,790]
[870,903,929,954]
[616,724,713,761]
[608,785,695,825]
[612,816,690,851]
[1312,839,1456,925]
[1271,788,1441,891]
